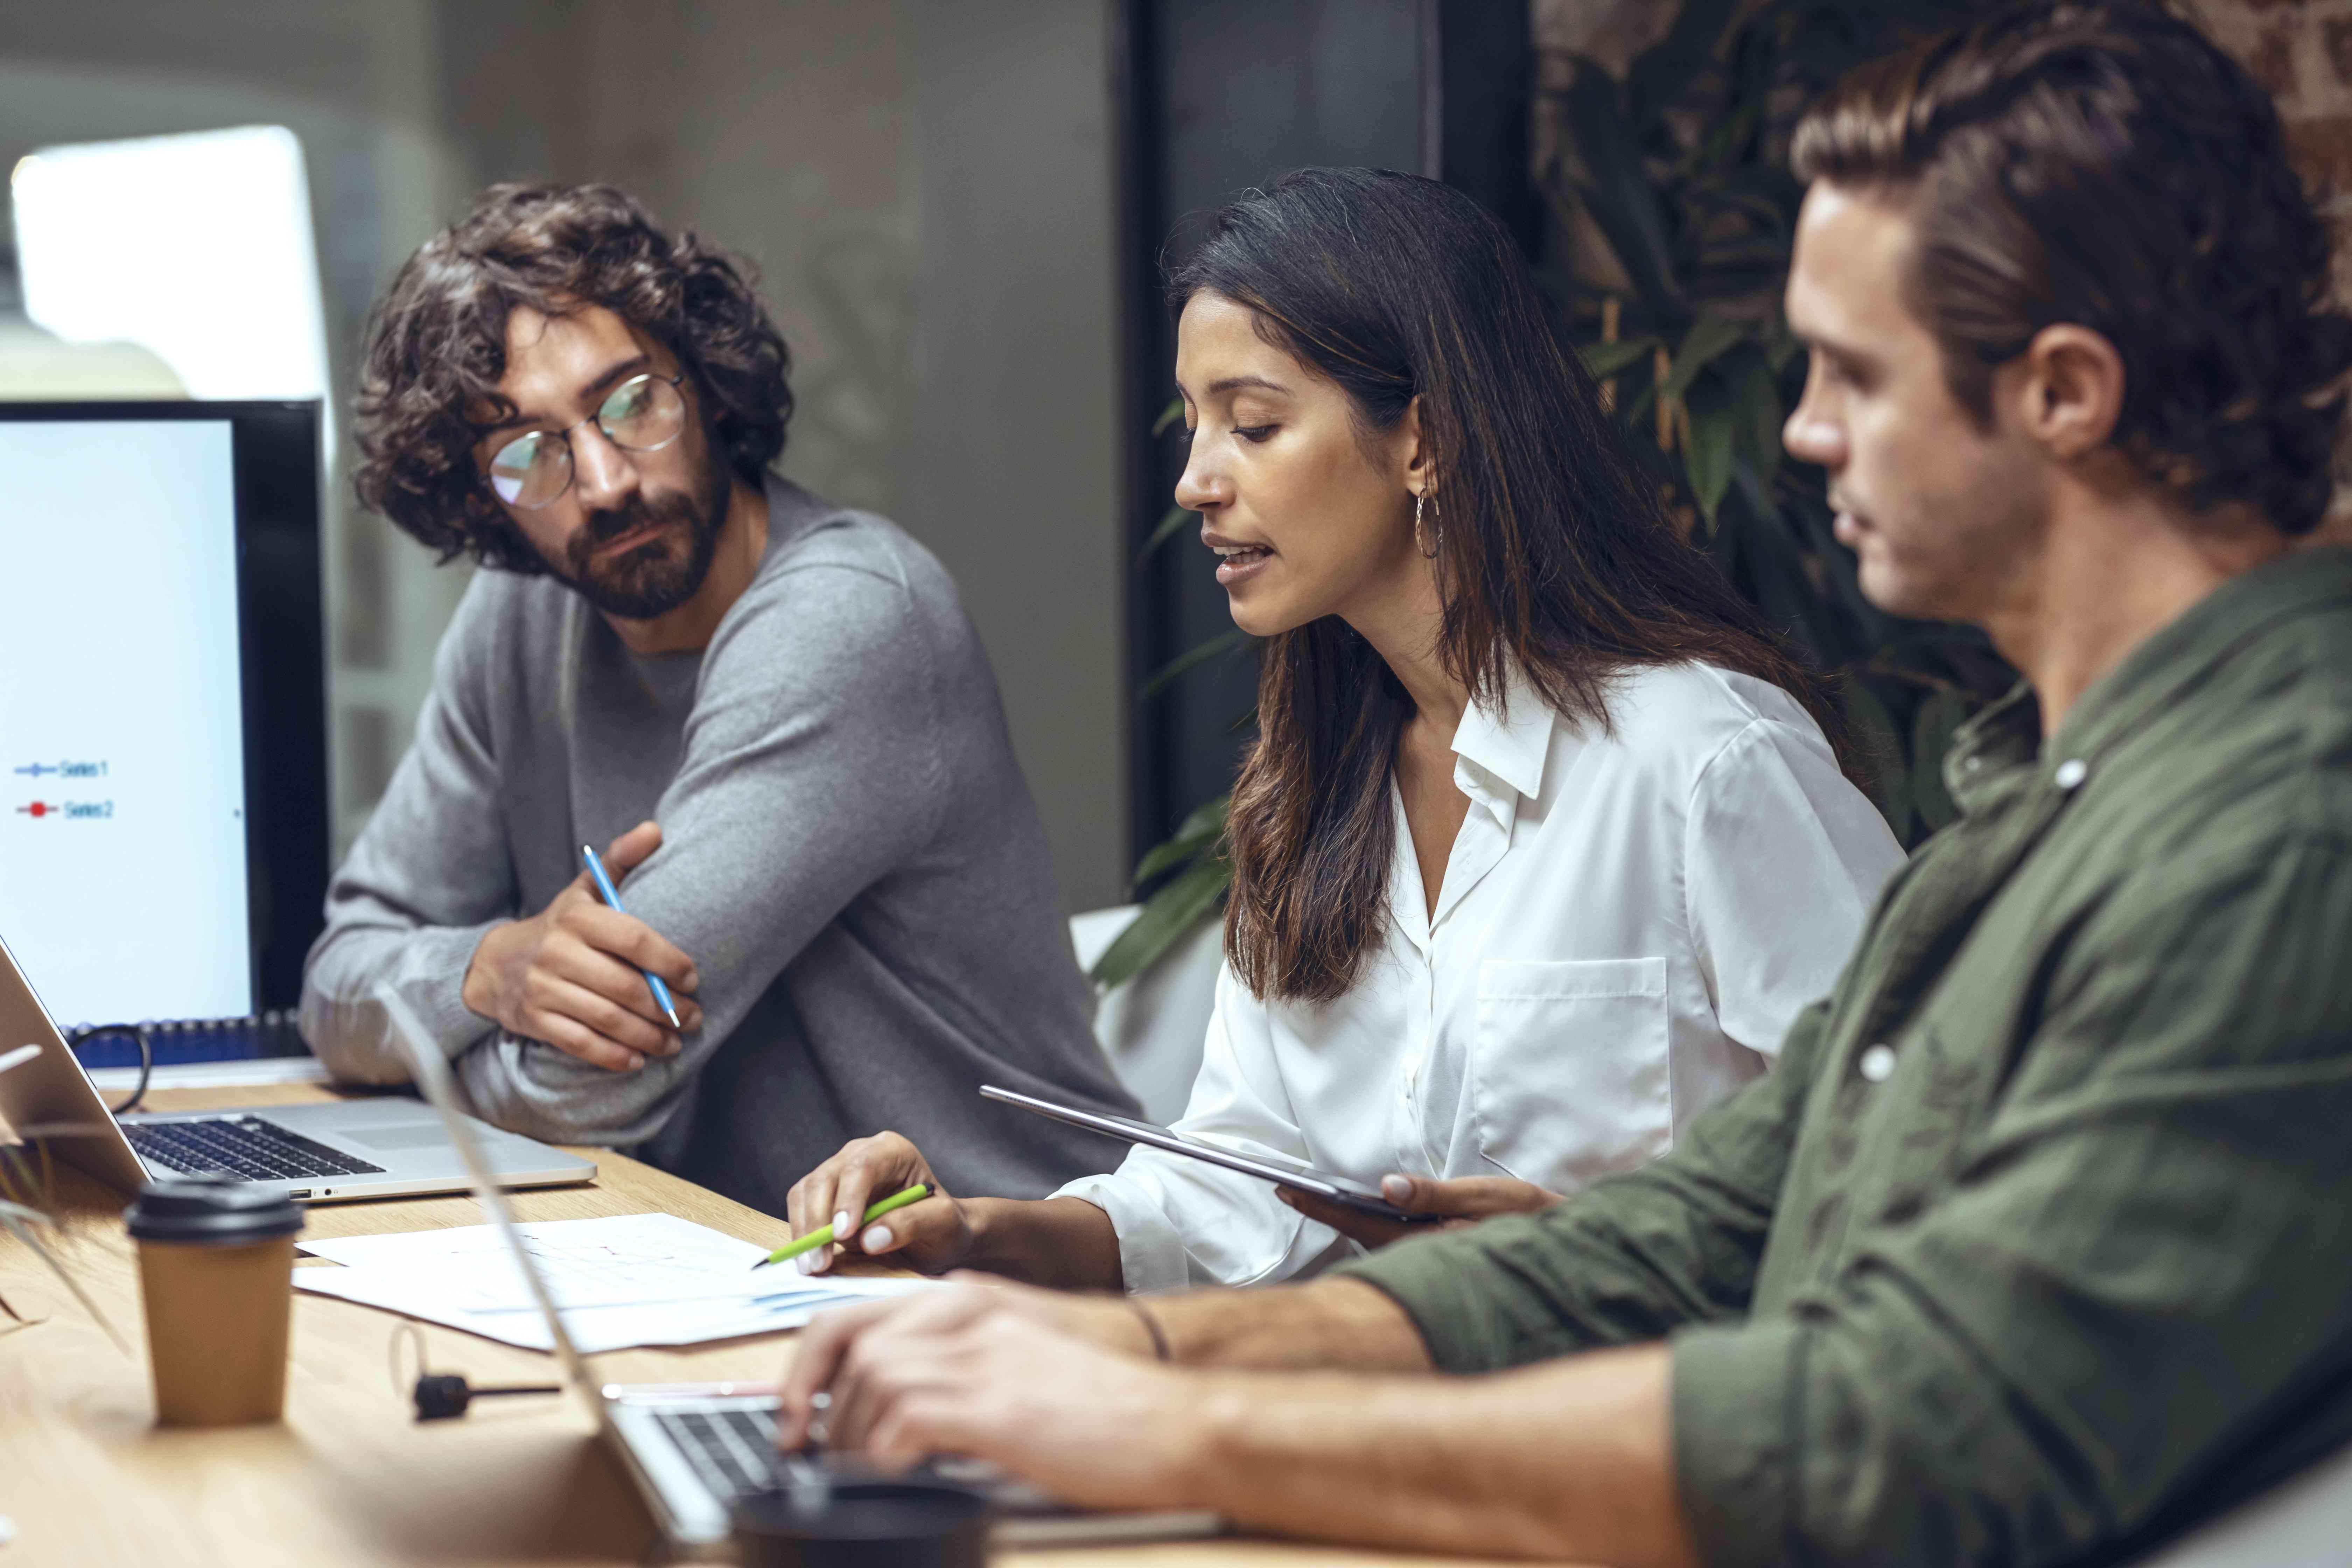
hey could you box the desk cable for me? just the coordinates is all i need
[387,1323,560,1421]
[66,1024,153,1115]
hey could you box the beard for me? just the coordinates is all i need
[555,450,732,620]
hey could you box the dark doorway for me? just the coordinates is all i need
[1116,0,1533,873]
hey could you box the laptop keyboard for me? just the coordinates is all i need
[654,1407,783,1498]
[125,1116,387,1182]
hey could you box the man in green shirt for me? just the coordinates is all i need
[773,6,2352,1563]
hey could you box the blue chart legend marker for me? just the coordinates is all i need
[13,764,56,778]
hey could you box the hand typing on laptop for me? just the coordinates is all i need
[460,820,702,1072]
[776,1281,1188,1490]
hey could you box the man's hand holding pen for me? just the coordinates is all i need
[459,819,702,1071]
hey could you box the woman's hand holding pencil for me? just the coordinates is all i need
[754,1184,931,1269]
[786,1133,972,1275]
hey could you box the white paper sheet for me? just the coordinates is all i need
[292,1212,930,1352]
[303,1213,758,1309]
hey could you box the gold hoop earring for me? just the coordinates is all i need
[1415,492,1443,559]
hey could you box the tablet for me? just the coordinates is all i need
[979,1084,1435,1223]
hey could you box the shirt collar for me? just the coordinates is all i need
[1945,546,2352,812]
[1450,663,1555,806]
[2050,545,2352,764]
[1945,682,2043,815]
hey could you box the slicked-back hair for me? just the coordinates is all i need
[352,183,793,572]
[1172,168,1857,1006]
[1792,1,2352,534]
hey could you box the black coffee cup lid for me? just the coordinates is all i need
[124,1175,305,1245]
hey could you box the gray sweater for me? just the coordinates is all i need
[300,476,1137,1215]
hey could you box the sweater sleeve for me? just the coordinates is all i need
[448,560,947,1144]
[297,580,516,1083]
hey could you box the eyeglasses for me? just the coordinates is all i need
[483,371,688,510]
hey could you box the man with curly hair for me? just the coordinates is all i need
[300,184,1138,1218]
[765,6,2352,1563]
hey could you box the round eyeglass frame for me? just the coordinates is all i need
[483,370,688,510]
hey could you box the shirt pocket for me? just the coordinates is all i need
[1471,956,1672,1188]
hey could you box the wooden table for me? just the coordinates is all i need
[0,1083,1503,1567]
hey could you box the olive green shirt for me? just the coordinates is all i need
[1341,548,2352,1568]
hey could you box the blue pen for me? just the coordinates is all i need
[579,843,684,1030]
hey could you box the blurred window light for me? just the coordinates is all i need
[11,126,330,442]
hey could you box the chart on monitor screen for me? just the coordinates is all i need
[0,418,252,1031]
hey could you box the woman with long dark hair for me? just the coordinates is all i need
[784,168,1899,1292]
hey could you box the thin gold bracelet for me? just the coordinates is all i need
[1127,1297,1172,1362]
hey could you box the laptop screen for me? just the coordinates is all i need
[0,417,253,1029]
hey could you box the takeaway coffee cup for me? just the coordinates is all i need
[123,1175,304,1426]
[732,1480,992,1568]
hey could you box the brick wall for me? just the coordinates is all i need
[1533,0,2352,288]
[2188,0,2352,303]
[1531,0,2352,522]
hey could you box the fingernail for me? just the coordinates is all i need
[863,1227,892,1252]
[797,1252,815,1275]
[832,1211,852,1238]
[1382,1175,1412,1202]
[685,972,701,993]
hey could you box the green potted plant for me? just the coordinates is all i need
[1094,0,2012,990]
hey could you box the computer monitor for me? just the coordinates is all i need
[0,401,327,1061]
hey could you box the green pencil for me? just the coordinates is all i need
[750,1183,930,1269]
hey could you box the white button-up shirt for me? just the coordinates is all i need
[1059,661,1904,1293]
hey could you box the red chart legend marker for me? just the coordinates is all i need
[16,803,51,817]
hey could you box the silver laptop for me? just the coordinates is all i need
[378,983,1223,1556]
[0,932,594,1202]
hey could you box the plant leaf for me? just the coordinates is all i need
[1151,397,1185,437]
[1519,0,2016,863]
[1132,805,1227,888]
[1578,336,1662,378]
[1661,315,1749,400]
[1683,177,1790,232]
[1136,504,1198,568]
[0,1202,128,1354]
[1139,629,1251,701]
[1561,59,1687,318]
[1569,180,1685,325]
[1089,858,1230,992]
[1722,344,1786,489]
[1131,835,1209,888]
[1625,0,1739,120]
[1537,267,1622,304]
[1170,792,1230,843]
[1682,374,1737,525]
